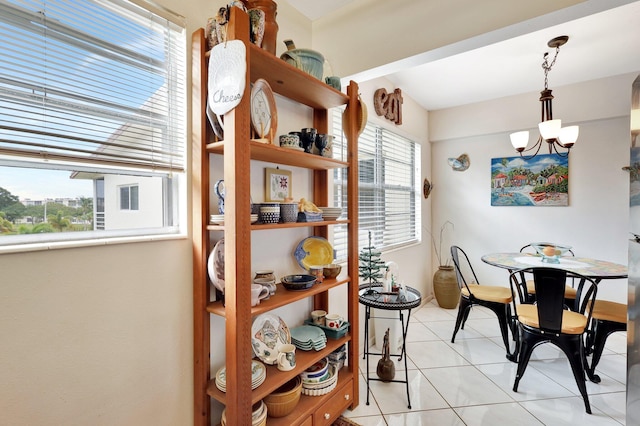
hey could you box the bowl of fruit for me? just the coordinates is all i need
[531,242,572,264]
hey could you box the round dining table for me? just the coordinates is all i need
[481,252,628,282]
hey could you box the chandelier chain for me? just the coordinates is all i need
[541,45,561,90]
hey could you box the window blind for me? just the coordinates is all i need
[0,0,186,174]
[332,109,421,261]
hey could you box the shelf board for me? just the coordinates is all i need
[248,44,348,110]
[207,337,352,404]
[206,140,349,170]
[206,219,349,231]
[207,278,349,317]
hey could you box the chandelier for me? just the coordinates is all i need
[510,36,579,159]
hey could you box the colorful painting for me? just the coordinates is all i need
[491,154,569,206]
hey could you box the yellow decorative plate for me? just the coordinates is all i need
[294,236,334,270]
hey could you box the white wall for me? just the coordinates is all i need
[429,73,635,303]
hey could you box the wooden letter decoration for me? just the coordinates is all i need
[373,88,403,125]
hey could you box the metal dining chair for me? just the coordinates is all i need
[585,299,627,383]
[450,246,515,361]
[508,267,598,414]
[518,243,577,307]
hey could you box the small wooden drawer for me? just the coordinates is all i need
[313,379,354,425]
[298,416,313,426]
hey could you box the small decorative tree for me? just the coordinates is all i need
[359,231,386,294]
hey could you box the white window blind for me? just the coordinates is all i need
[332,109,421,261]
[0,0,186,174]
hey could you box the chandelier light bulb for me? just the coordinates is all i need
[558,126,579,147]
[538,119,562,140]
[510,131,530,151]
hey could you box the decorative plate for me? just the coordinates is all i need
[208,39,246,116]
[294,236,334,270]
[207,239,225,293]
[251,313,291,365]
[206,100,224,140]
[250,78,277,140]
[342,95,367,136]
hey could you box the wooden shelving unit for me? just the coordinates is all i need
[192,7,359,425]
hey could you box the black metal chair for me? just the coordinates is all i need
[450,246,515,361]
[518,243,577,307]
[585,299,627,383]
[508,267,598,414]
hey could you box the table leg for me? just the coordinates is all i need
[402,309,412,409]
[364,306,371,405]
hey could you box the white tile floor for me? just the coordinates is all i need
[342,300,627,425]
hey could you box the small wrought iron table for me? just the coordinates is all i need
[359,283,421,409]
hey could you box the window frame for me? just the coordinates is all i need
[0,0,187,252]
[331,109,422,261]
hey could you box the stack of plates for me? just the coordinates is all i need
[318,207,342,221]
[301,361,338,396]
[290,325,327,351]
[221,400,267,426]
[214,360,266,393]
[210,214,224,225]
[210,214,259,224]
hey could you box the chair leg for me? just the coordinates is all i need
[513,332,534,392]
[487,302,515,361]
[586,319,627,383]
[461,303,472,330]
[559,336,592,414]
[451,297,471,343]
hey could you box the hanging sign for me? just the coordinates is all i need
[208,39,246,115]
[373,88,403,125]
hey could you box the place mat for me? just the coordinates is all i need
[513,256,589,269]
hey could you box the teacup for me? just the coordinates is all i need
[325,313,344,330]
[325,76,341,91]
[251,283,269,306]
[311,310,327,326]
[254,277,276,297]
[254,270,276,282]
[308,265,324,283]
[279,133,300,148]
[276,343,296,371]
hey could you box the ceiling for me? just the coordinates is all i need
[285,0,640,111]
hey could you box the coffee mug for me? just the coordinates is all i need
[308,265,324,283]
[311,310,327,326]
[251,283,269,306]
[325,313,344,330]
[254,277,276,297]
[277,343,296,371]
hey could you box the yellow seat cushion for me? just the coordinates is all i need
[525,279,577,298]
[461,283,512,304]
[590,300,627,324]
[517,304,587,334]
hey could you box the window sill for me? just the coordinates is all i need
[0,232,188,255]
